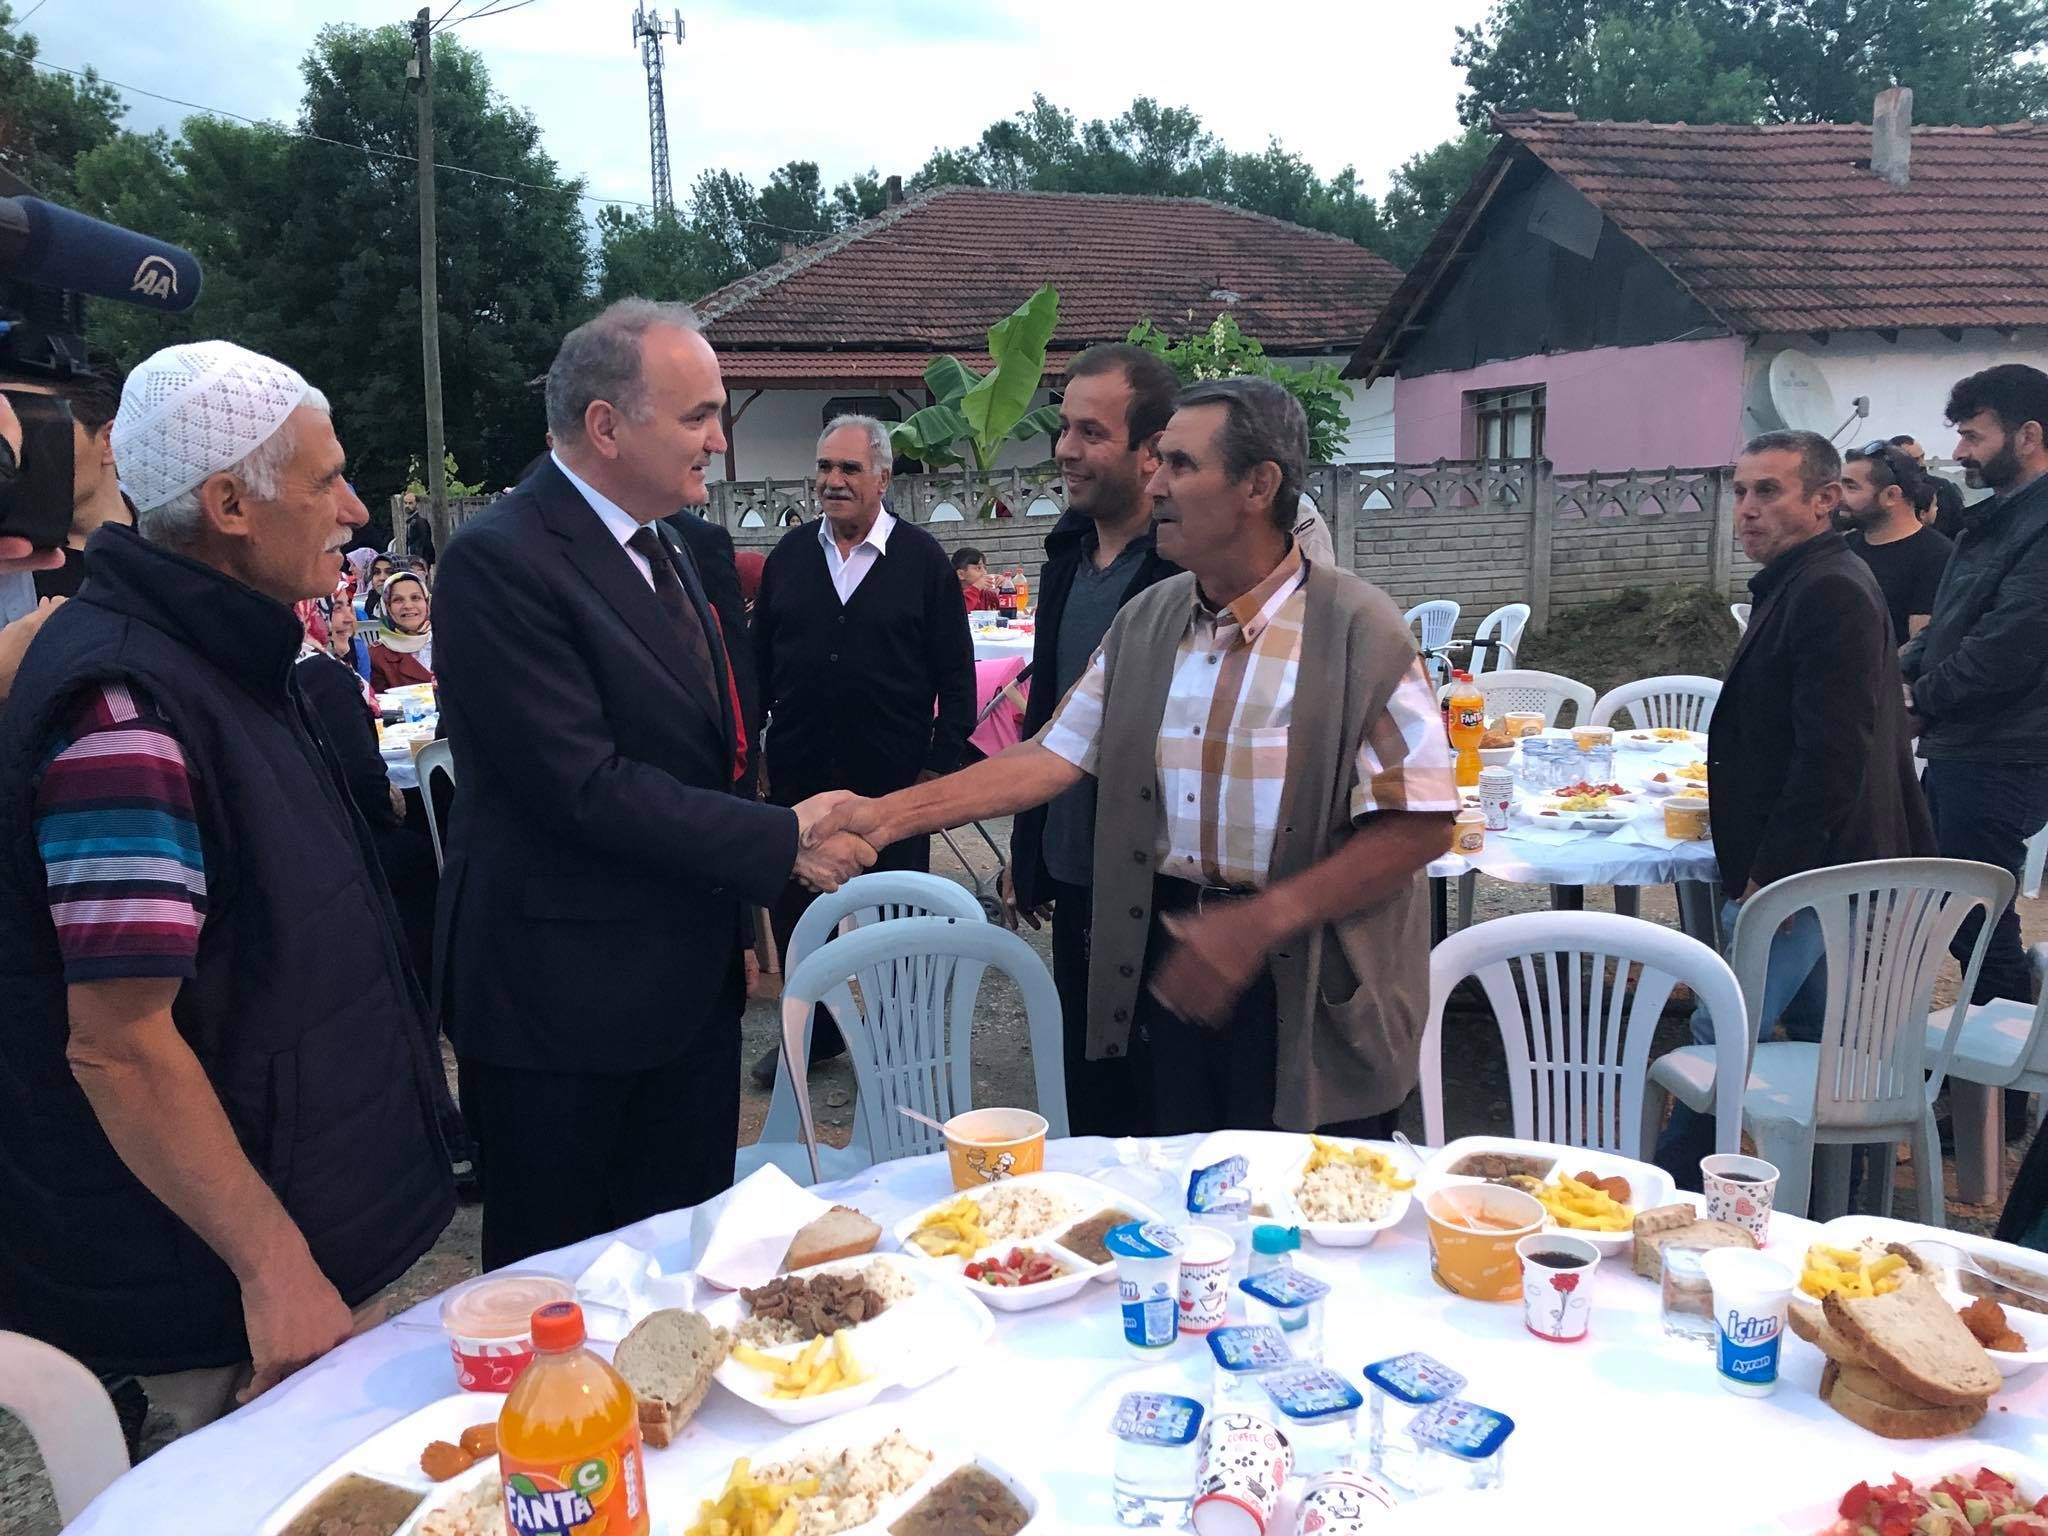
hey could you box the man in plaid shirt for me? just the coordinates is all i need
[811,379,1454,1135]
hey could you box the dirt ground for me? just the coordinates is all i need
[5,817,2042,1534]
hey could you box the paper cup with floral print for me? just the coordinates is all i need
[1516,1233,1600,1342]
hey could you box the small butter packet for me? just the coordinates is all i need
[1187,1155,1251,1214]
[1239,1266,1332,1309]
[1113,1391,1205,1447]
[1409,1398,1515,1461]
[1362,1351,1467,1407]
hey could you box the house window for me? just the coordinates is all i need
[1470,386,1546,462]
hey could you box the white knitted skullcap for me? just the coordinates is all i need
[111,340,312,511]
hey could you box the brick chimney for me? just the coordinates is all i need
[1872,86,1913,188]
[884,174,904,206]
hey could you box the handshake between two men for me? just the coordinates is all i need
[789,789,883,894]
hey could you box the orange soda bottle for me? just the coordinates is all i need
[497,1301,650,1536]
[1013,569,1029,613]
[1446,669,1486,787]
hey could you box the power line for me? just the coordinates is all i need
[16,0,57,24]
[442,0,540,25]
[18,50,837,242]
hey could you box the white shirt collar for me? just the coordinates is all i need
[817,506,895,560]
[552,451,648,554]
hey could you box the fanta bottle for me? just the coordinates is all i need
[1013,569,1029,613]
[1446,669,1487,787]
[497,1302,649,1536]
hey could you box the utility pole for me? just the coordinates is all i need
[409,7,450,558]
[632,6,682,215]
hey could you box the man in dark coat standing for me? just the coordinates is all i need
[1005,344,1181,1136]
[1656,430,1934,1175]
[748,415,975,1084]
[432,300,873,1268]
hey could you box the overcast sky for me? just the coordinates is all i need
[22,0,1488,213]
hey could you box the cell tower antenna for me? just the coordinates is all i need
[630,5,682,215]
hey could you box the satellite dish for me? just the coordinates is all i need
[1761,349,1839,434]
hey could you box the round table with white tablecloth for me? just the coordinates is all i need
[1427,729,1723,941]
[63,1134,2048,1536]
[971,621,1037,664]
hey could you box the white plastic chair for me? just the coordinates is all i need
[782,917,1069,1170]
[1588,675,1722,734]
[414,738,454,872]
[1406,599,1460,684]
[1647,858,2012,1224]
[1926,943,2048,1204]
[1730,602,1750,634]
[1437,668,1595,729]
[1421,911,1748,1159]
[737,872,987,1185]
[1470,603,1530,674]
[2023,821,2046,900]
[0,1332,128,1525]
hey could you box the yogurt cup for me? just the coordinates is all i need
[438,1271,575,1392]
[1663,794,1710,839]
[1452,809,1486,853]
[1107,1221,1183,1356]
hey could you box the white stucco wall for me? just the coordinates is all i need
[1742,328,2048,454]
[716,368,1399,481]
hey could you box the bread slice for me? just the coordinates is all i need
[783,1205,881,1272]
[1819,1359,1987,1440]
[1630,1204,1757,1280]
[1821,1272,2003,1409]
[614,1309,729,1449]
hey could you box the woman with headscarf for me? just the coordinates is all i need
[362,555,396,620]
[368,570,435,691]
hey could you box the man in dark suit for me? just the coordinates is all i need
[1655,429,1934,1177]
[433,299,875,1268]
[666,509,758,756]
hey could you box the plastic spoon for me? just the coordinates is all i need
[1906,1240,2048,1310]
[897,1105,950,1137]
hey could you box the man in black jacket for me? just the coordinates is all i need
[1005,344,1181,1136]
[749,415,975,1082]
[1902,365,2048,1014]
[433,301,873,1267]
[1656,430,1934,1176]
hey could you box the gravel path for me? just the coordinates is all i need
[6,818,2040,1533]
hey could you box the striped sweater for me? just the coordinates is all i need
[33,680,208,981]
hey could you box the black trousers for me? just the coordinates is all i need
[461,1020,740,1271]
[1922,758,2048,1005]
[771,833,930,1062]
[1130,877,1399,1140]
[1043,876,1148,1138]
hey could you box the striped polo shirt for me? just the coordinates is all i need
[33,681,208,981]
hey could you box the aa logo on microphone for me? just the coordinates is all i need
[129,254,179,301]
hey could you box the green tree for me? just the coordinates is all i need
[0,2,125,201]
[1379,130,1493,270]
[593,206,735,304]
[1455,0,2048,127]
[1127,312,1355,465]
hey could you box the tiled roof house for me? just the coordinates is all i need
[1348,102,2048,474]
[693,185,1402,478]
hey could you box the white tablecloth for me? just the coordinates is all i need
[68,1136,2048,1535]
[972,626,1037,663]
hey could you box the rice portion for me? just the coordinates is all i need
[1295,1162,1395,1224]
[973,1184,1077,1241]
[755,1430,934,1535]
[415,1476,503,1536]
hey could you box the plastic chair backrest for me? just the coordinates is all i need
[0,1331,128,1524]
[1730,603,1751,634]
[1437,669,1596,729]
[1588,675,1723,734]
[1731,859,2013,1130]
[759,872,986,1179]
[1471,603,1531,674]
[1422,910,1747,1157]
[782,917,1068,1167]
[1404,599,1461,654]
[415,738,455,872]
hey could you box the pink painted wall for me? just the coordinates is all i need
[1393,336,1749,473]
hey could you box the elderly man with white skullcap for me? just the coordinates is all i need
[0,341,453,1436]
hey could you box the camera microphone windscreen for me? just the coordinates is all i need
[0,196,203,314]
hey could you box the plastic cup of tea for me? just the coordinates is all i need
[1177,1224,1236,1335]
[1700,1248,1794,1397]
[1700,1153,1780,1243]
[1107,1221,1183,1357]
[1515,1233,1600,1342]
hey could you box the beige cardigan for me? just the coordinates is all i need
[1081,561,1436,1130]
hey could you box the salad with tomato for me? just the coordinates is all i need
[1826,1469,2048,1536]
[963,1247,1066,1287]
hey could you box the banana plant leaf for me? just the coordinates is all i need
[922,354,978,408]
[958,284,1059,469]
[890,403,970,469]
[1009,402,1063,444]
